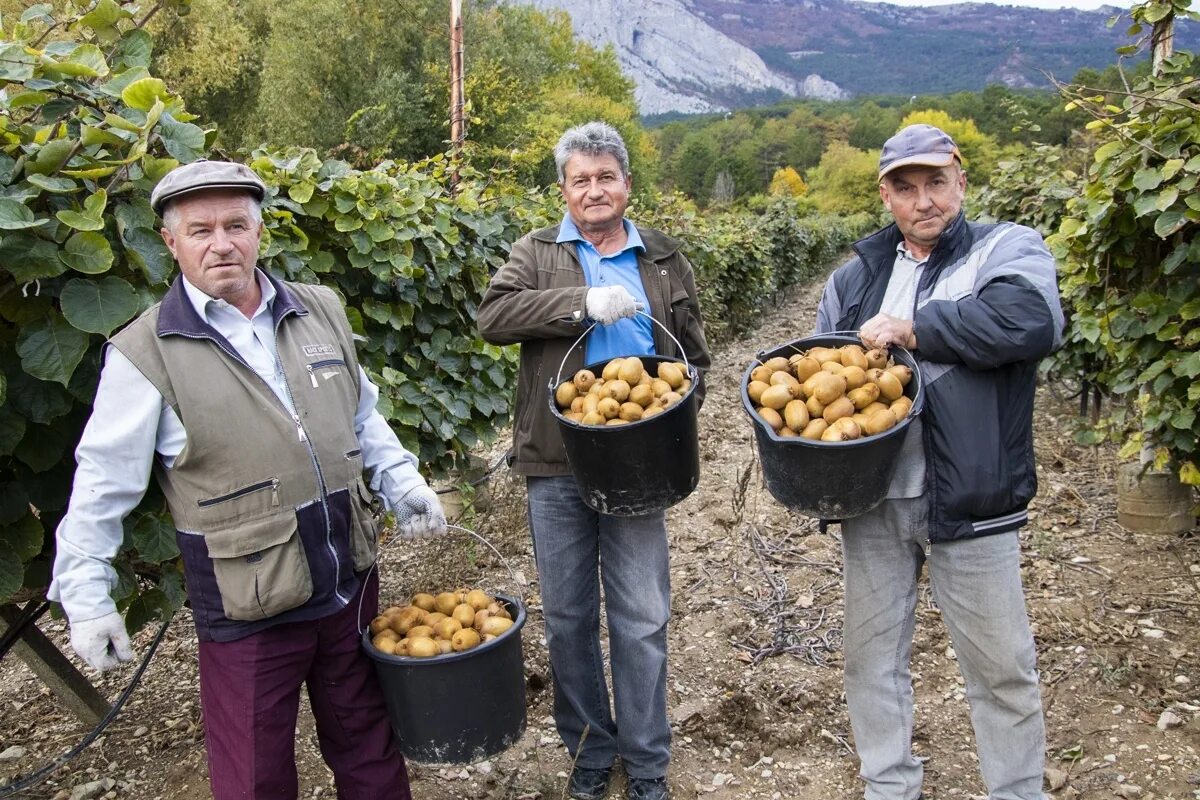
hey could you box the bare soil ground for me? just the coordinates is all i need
[3,267,1199,800]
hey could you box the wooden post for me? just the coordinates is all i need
[1151,15,1174,77]
[0,603,111,726]
[449,0,465,163]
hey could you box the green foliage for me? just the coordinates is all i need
[633,194,875,343]
[0,3,546,619]
[249,148,548,466]
[978,142,1088,238]
[1046,10,1200,484]
[807,141,882,217]
[150,0,645,182]
[0,1,201,615]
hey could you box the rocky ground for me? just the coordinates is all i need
[2,268,1199,800]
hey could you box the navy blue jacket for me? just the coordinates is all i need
[816,213,1064,541]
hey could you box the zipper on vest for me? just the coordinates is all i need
[307,359,347,388]
[198,478,280,508]
[275,340,348,607]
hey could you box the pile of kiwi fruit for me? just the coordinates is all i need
[746,343,914,442]
[369,589,516,658]
[553,356,693,426]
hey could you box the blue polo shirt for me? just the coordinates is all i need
[557,214,656,365]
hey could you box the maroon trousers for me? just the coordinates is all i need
[197,574,410,799]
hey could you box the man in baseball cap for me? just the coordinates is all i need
[51,158,446,798]
[810,124,1062,800]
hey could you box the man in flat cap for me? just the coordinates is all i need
[813,125,1063,800]
[49,159,445,798]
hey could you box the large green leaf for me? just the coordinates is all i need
[16,316,91,386]
[0,483,29,526]
[61,231,115,274]
[0,408,24,457]
[60,276,140,336]
[14,422,69,473]
[0,200,45,230]
[26,174,79,194]
[120,77,170,112]
[47,44,109,78]
[3,370,72,424]
[79,0,126,30]
[130,514,180,563]
[3,512,44,561]
[56,210,106,231]
[0,43,36,82]
[0,541,25,605]
[124,587,170,634]
[122,227,174,285]
[157,114,206,163]
[0,234,66,283]
[114,30,153,69]
[1154,210,1188,238]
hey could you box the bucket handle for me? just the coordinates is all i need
[550,308,692,391]
[759,330,924,417]
[356,523,526,635]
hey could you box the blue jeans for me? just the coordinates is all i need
[526,475,671,779]
[841,497,1047,800]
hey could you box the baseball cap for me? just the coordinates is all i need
[150,159,267,216]
[878,124,962,179]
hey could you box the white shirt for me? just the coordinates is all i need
[882,244,927,499]
[48,271,425,622]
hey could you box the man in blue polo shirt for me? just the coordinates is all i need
[478,122,711,800]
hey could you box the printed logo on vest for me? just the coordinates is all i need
[303,344,336,357]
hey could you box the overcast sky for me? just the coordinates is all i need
[856,0,1119,8]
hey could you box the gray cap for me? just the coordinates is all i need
[150,159,267,216]
[878,124,961,179]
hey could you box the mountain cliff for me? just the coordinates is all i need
[514,0,1199,115]
[520,0,847,114]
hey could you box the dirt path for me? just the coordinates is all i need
[3,266,1199,800]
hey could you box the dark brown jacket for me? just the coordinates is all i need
[477,223,711,476]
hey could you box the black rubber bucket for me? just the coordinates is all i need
[741,333,925,519]
[551,353,700,516]
[363,594,527,764]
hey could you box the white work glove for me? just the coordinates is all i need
[395,484,448,539]
[69,611,133,672]
[586,286,639,326]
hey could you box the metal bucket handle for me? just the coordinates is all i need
[356,523,525,634]
[757,330,925,417]
[550,308,692,392]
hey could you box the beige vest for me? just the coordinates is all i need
[110,279,378,622]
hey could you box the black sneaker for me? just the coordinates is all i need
[627,776,669,800]
[568,765,613,800]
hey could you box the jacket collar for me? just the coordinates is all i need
[157,270,309,339]
[533,222,681,262]
[853,210,968,273]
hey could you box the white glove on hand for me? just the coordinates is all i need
[69,611,133,672]
[586,286,639,326]
[395,484,448,539]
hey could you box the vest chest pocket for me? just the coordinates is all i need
[203,516,313,622]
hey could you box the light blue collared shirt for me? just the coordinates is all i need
[558,214,656,365]
[49,270,425,622]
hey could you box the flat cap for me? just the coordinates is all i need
[150,159,267,216]
[879,124,961,179]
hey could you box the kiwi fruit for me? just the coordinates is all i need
[617,357,645,385]
[657,362,685,389]
[757,406,785,432]
[783,399,810,432]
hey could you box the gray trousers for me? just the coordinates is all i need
[841,497,1048,800]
